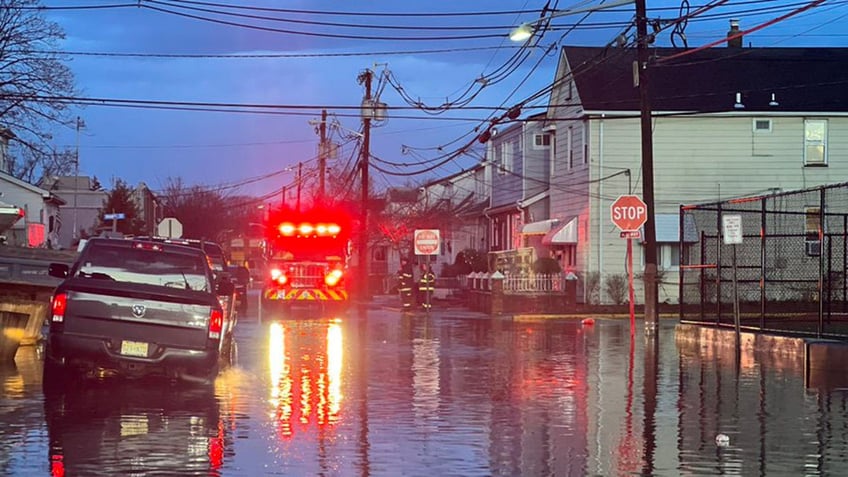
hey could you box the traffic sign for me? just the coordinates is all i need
[610,195,648,232]
[104,213,125,220]
[413,229,440,255]
[722,214,743,244]
[158,217,183,238]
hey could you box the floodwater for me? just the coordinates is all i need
[1,297,848,476]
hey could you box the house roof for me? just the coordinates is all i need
[0,170,66,204]
[562,46,848,113]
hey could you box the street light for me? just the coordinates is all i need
[509,0,635,42]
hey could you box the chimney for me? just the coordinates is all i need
[727,19,743,48]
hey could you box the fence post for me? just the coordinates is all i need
[490,271,504,315]
[716,202,723,326]
[818,187,825,338]
[760,196,766,330]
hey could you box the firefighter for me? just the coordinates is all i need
[417,263,436,311]
[397,257,416,310]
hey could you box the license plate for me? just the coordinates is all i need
[120,340,149,357]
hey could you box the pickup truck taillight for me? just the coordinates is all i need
[209,308,223,340]
[51,292,67,323]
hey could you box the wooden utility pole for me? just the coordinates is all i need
[358,70,373,300]
[296,162,303,212]
[319,109,328,198]
[636,0,659,328]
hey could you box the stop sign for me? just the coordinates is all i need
[414,229,440,255]
[610,195,648,232]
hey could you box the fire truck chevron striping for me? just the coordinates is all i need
[261,205,352,308]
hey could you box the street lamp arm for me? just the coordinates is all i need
[510,0,636,41]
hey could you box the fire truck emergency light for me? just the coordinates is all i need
[278,222,342,237]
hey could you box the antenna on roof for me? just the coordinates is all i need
[768,93,779,107]
[733,92,745,110]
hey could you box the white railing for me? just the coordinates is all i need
[462,273,573,294]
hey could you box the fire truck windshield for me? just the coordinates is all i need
[267,236,347,263]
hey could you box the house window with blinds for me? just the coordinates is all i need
[804,119,827,166]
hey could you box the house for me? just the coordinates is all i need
[547,42,848,304]
[418,163,489,274]
[40,176,108,249]
[131,182,163,236]
[0,171,65,247]
[484,112,555,273]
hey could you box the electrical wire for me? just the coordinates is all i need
[140,3,508,41]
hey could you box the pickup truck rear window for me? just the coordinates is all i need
[77,243,211,291]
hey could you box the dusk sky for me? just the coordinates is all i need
[40,0,848,199]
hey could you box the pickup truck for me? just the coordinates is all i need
[43,237,234,385]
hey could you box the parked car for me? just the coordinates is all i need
[227,264,250,313]
[44,237,234,384]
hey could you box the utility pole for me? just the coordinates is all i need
[318,109,328,198]
[73,116,83,241]
[296,162,303,212]
[636,0,659,328]
[358,70,373,300]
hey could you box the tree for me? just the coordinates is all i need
[1,0,77,181]
[98,179,144,235]
[160,177,259,242]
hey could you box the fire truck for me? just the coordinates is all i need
[259,205,352,315]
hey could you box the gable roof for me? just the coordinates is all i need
[0,170,65,204]
[562,46,848,113]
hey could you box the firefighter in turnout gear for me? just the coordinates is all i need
[417,263,436,311]
[397,258,416,310]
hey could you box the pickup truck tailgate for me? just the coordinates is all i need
[63,290,212,350]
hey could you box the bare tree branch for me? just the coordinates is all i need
[0,0,77,181]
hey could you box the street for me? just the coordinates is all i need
[1,290,848,476]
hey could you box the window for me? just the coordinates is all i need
[501,141,513,173]
[567,126,574,169]
[582,125,589,164]
[804,119,828,165]
[372,246,387,262]
[753,118,772,133]
[533,133,552,149]
[642,243,686,271]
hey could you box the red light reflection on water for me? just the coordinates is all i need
[268,321,344,439]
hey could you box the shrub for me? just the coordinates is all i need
[532,257,562,274]
[583,272,600,305]
[604,274,628,305]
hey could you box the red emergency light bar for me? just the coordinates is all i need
[278,222,342,237]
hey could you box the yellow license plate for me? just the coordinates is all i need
[120,340,149,357]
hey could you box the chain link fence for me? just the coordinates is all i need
[680,182,848,338]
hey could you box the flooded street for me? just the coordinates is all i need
[2,294,848,476]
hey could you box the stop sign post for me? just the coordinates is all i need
[610,195,648,333]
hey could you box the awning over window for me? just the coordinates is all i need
[521,218,560,236]
[643,214,698,243]
[542,217,578,245]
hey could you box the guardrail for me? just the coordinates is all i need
[0,256,64,288]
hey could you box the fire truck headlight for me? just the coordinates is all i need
[325,269,343,287]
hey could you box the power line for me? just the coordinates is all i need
[18,45,531,59]
[140,3,508,41]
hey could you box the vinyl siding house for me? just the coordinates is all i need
[416,163,489,274]
[548,45,848,304]
[0,171,65,247]
[484,113,554,273]
[40,176,108,249]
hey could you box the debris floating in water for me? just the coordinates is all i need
[715,434,730,447]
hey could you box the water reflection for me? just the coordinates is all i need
[268,319,344,439]
[44,379,225,476]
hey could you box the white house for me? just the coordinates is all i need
[0,171,65,247]
[547,43,848,304]
[40,175,108,249]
